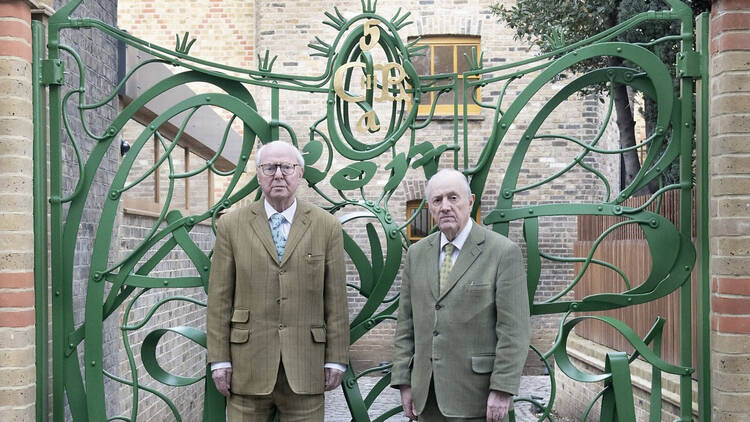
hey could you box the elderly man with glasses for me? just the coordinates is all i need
[207,141,349,421]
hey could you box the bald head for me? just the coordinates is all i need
[425,169,472,202]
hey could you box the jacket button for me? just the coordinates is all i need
[435,304,441,310]
[279,324,286,330]
[276,298,281,304]
[433,330,439,336]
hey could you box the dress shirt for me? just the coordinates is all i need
[211,199,346,373]
[438,219,473,269]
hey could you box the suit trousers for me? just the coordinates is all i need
[418,380,508,422]
[226,362,324,422]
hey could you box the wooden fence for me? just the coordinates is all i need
[572,189,697,370]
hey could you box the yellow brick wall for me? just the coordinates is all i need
[0,2,36,421]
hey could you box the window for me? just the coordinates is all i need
[406,200,433,242]
[409,35,481,116]
[405,199,482,242]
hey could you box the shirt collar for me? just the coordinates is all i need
[264,198,297,224]
[440,219,473,252]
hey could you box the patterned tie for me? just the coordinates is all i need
[439,243,455,294]
[270,213,287,261]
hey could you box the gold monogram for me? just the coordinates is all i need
[333,20,411,134]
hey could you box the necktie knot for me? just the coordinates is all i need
[270,213,285,229]
[443,243,455,255]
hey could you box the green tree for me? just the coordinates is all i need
[490,0,709,193]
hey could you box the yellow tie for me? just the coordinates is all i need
[439,243,456,294]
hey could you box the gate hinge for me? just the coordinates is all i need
[676,51,701,79]
[41,59,65,85]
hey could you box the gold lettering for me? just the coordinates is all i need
[333,62,366,102]
[374,63,411,104]
[360,19,381,52]
[357,110,380,133]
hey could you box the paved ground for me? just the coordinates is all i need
[324,375,554,421]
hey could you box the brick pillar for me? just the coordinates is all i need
[709,1,750,420]
[0,0,36,420]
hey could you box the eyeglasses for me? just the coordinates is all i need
[258,162,300,176]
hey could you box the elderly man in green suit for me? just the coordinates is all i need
[391,169,531,422]
[206,141,349,421]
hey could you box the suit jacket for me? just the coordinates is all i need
[206,199,349,395]
[391,223,531,418]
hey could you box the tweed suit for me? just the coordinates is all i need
[206,199,349,395]
[391,223,531,419]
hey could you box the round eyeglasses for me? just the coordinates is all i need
[258,163,299,176]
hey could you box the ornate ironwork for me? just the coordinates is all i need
[33,0,710,420]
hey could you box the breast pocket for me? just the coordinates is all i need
[465,281,492,296]
[305,253,325,265]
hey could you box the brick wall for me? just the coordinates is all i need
[0,1,37,420]
[709,1,750,420]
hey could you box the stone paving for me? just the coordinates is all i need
[324,375,554,421]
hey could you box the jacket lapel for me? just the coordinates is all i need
[248,200,281,264]
[438,223,485,300]
[279,200,311,266]
[425,233,440,300]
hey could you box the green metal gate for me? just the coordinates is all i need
[33,0,710,420]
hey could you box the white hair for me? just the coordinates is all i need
[425,168,472,200]
[255,141,305,167]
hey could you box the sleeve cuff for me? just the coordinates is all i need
[211,361,232,371]
[324,362,346,372]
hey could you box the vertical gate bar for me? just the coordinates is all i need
[453,78,459,169]
[32,18,49,422]
[271,83,279,141]
[46,19,64,422]
[677,7,696,421]
[462,77,468,169]
[694,11,711,422]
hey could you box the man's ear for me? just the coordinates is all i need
[469,193,475,207]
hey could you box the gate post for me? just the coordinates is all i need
[0,1,37,421]
[709,0,750,420]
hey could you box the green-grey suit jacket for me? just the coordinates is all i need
[391,222,531,418]
[206,199,349,395]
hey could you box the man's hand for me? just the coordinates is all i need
[486,390,512,422]
[212,368,232,398]
[324,367,344,391]
[399,385,418,420]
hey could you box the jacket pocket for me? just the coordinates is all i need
[231,308,249,323]
[230,328,249,343]
[466,281,491,290]
[311,325,327,343]
[306,253,325,264]
[471,355,495,374]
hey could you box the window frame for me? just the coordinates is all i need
[410,35,482,116]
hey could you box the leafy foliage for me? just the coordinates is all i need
[490,0,709,189]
